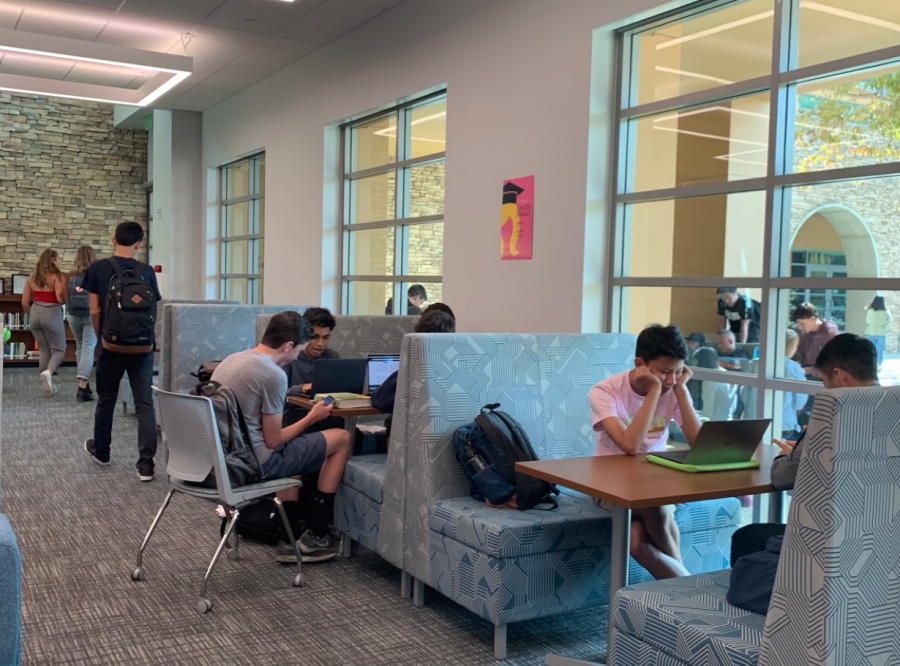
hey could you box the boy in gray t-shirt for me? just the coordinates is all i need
[212,312,351,559]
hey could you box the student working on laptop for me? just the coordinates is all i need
[588,324,701,579]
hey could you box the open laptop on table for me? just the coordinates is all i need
[366,353,401,394]
[647,419,771,473]
[302,358,367,397]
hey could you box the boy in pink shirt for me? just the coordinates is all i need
[589,325,702,579]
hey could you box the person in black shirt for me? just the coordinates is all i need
[717,287,759,343]
[384,284,428,315]
[81,222,161,482]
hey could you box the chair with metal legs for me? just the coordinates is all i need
[131,387,305,614]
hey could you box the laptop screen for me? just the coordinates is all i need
[367,354,401,393]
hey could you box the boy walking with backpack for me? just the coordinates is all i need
[82,222,161,481]
[589,325,702,579]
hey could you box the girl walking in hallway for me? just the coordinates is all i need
[67,245,98,401]
[22,248,67,395]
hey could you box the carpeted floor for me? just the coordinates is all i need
[1,368,608,666]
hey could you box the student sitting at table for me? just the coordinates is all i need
[588,324,701,579]
[370,305,456,436]
[716,329,747,372]
[726,334,879,614]
[283,307,341,429]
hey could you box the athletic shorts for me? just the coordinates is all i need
[261,432,327,479]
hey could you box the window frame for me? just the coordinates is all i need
[607,0,900,433]
[219,153,265,304]
[339,92,446,315]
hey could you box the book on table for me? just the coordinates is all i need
[313,393,372,408]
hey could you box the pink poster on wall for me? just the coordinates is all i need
[501,176,534,261]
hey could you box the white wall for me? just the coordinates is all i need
[201,0,676,333]
[153,109,203,298]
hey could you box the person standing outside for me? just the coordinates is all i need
[22,248,67,396]
[791,302,839,379]
[66,245,98,402]
[864,295,891,370]
[716,288,759,344]
[82,223,161,482]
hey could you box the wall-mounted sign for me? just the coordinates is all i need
[501,176,534,261]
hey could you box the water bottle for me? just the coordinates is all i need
[464,443,488,476]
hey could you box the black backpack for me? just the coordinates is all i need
[66,274,90,317]
[220,498,307,545]
[190,380,264,489]
[453,403,558,511]
[101,257,157,354]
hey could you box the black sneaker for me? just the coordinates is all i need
[76,387,93,402]
[297,528,337,555]
[274,542,337,564]
[83,439,110,466]
[85,382,93,397]
[137,470,155,482]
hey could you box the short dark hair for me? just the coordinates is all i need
[114,222,144,247]
[304,307,336,331]
[717,287,737,295]
[635,325,689,363]
[423,302,455,320]
[693,347,719,370]
[414,311,456,333]
[408,284,427,300]
[792,302,819,321]
[686,331,706,345]
[814,334,877,382]
[261,311,311,349]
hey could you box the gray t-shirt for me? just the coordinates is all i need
[211,350,287,465]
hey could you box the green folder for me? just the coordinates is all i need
[646,455,760,474]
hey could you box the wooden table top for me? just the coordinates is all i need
[286,396,382,417]
[516,446,779,510]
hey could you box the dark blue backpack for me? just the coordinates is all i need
[453,403,558,511]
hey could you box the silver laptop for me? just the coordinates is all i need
[650,419,771,466]
[366,354,401,394]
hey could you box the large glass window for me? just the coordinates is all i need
[341,94,446,315]
[611,0,900,426]
[220,154,264,304]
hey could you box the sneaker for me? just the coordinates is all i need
[297,528,337,555]
[83,439,110,466]
[274,542,337,564]
[85,382,93,397]
[76,387,93,402]
[40,370,52,396]
[137,471,155,482]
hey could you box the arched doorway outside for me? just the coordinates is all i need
[790,205,878,339]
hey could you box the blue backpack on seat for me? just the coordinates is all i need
[453,403,558,511]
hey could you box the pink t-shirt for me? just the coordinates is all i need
[589,370,683,457]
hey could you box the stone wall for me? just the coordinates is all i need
[0,93,148,289]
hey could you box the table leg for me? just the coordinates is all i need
[767,490,785,523]
[607,504,631,654]
[345,415,358,455]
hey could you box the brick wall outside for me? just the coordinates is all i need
[0,93,148,288]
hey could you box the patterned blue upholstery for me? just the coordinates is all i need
[0,514,22,666]
[609,386,900,666]
[164,304,310,394]
[255,314,419,359]
[335,455,387,552]
[372,332,742,644]
[429,495,611,558]
[610,570,765,666]
[759,387,900,666]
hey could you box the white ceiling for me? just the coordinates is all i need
[0,0,407,110]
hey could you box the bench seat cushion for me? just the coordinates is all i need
[429,495,611,559]
[341,454,387,503]
[611,570,765,666]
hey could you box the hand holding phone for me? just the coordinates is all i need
[322,395,336,407]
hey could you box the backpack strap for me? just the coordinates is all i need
[107,256,125,279]
[492,410,539,461]
[132,261,148,281]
